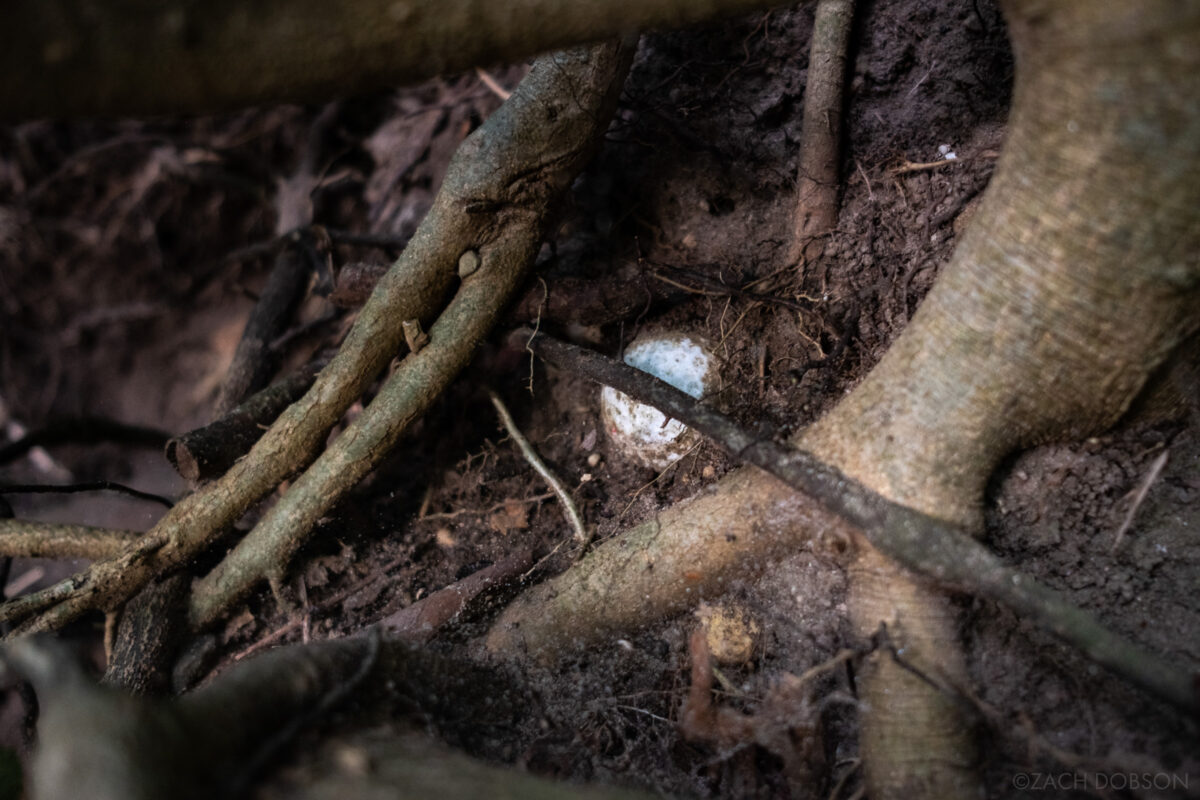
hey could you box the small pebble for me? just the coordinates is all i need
[334,745,373,776]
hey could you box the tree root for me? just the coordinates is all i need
[0,0,786,119]
[0,40,634,637]
[491,332,1200,714]
[488,391,588,546]
[0,519,141,561]
[790,0,855,266]
[187,40,635,628]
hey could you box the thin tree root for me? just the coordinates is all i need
[488,391,588,546]
[790,0,856,265]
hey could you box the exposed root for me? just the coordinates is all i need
[790,0,856,265]
[1110,447,1169,553]
[186,41,636,628]
[0,40,635,638]
[0,519,141,561]
[489,332,1200,714]
[489,391,588,547]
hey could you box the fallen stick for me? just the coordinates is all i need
[166,354,330,485]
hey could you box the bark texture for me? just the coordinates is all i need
[490,1,1200,796]
[0,520,140,561]
[166,356,327,485]
[0,41,632,637]
[791,0,855,264]
[798,1,1200,795]
[187,40,634,627]
[1,0,785,120]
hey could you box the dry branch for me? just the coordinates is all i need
[0,0,785,120]
[380,548,536,643]
[166,354,330,484]
[213,233,317,417]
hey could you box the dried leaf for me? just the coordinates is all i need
[487,499,529,534]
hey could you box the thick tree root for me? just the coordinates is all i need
[0,0,785,120]
[0,40,634,637]
[188,40,634,628]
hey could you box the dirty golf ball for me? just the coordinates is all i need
[601,332,717,470]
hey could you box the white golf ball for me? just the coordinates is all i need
[601,332,717,469]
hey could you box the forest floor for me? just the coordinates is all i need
[0,0,1197,797]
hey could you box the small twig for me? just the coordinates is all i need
[0,481,174,509]
[1110,448,1169,553]
[854,160,875,203]
[616,705,672,724]
[476,68,513,100]
[906,60,935,98]
[488,391,589,547]
[524,278,548,396]
[5,567,43,598]
[380,548,535,641]
[618,441,699,518]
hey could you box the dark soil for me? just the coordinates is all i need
[1,0,1197,798]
